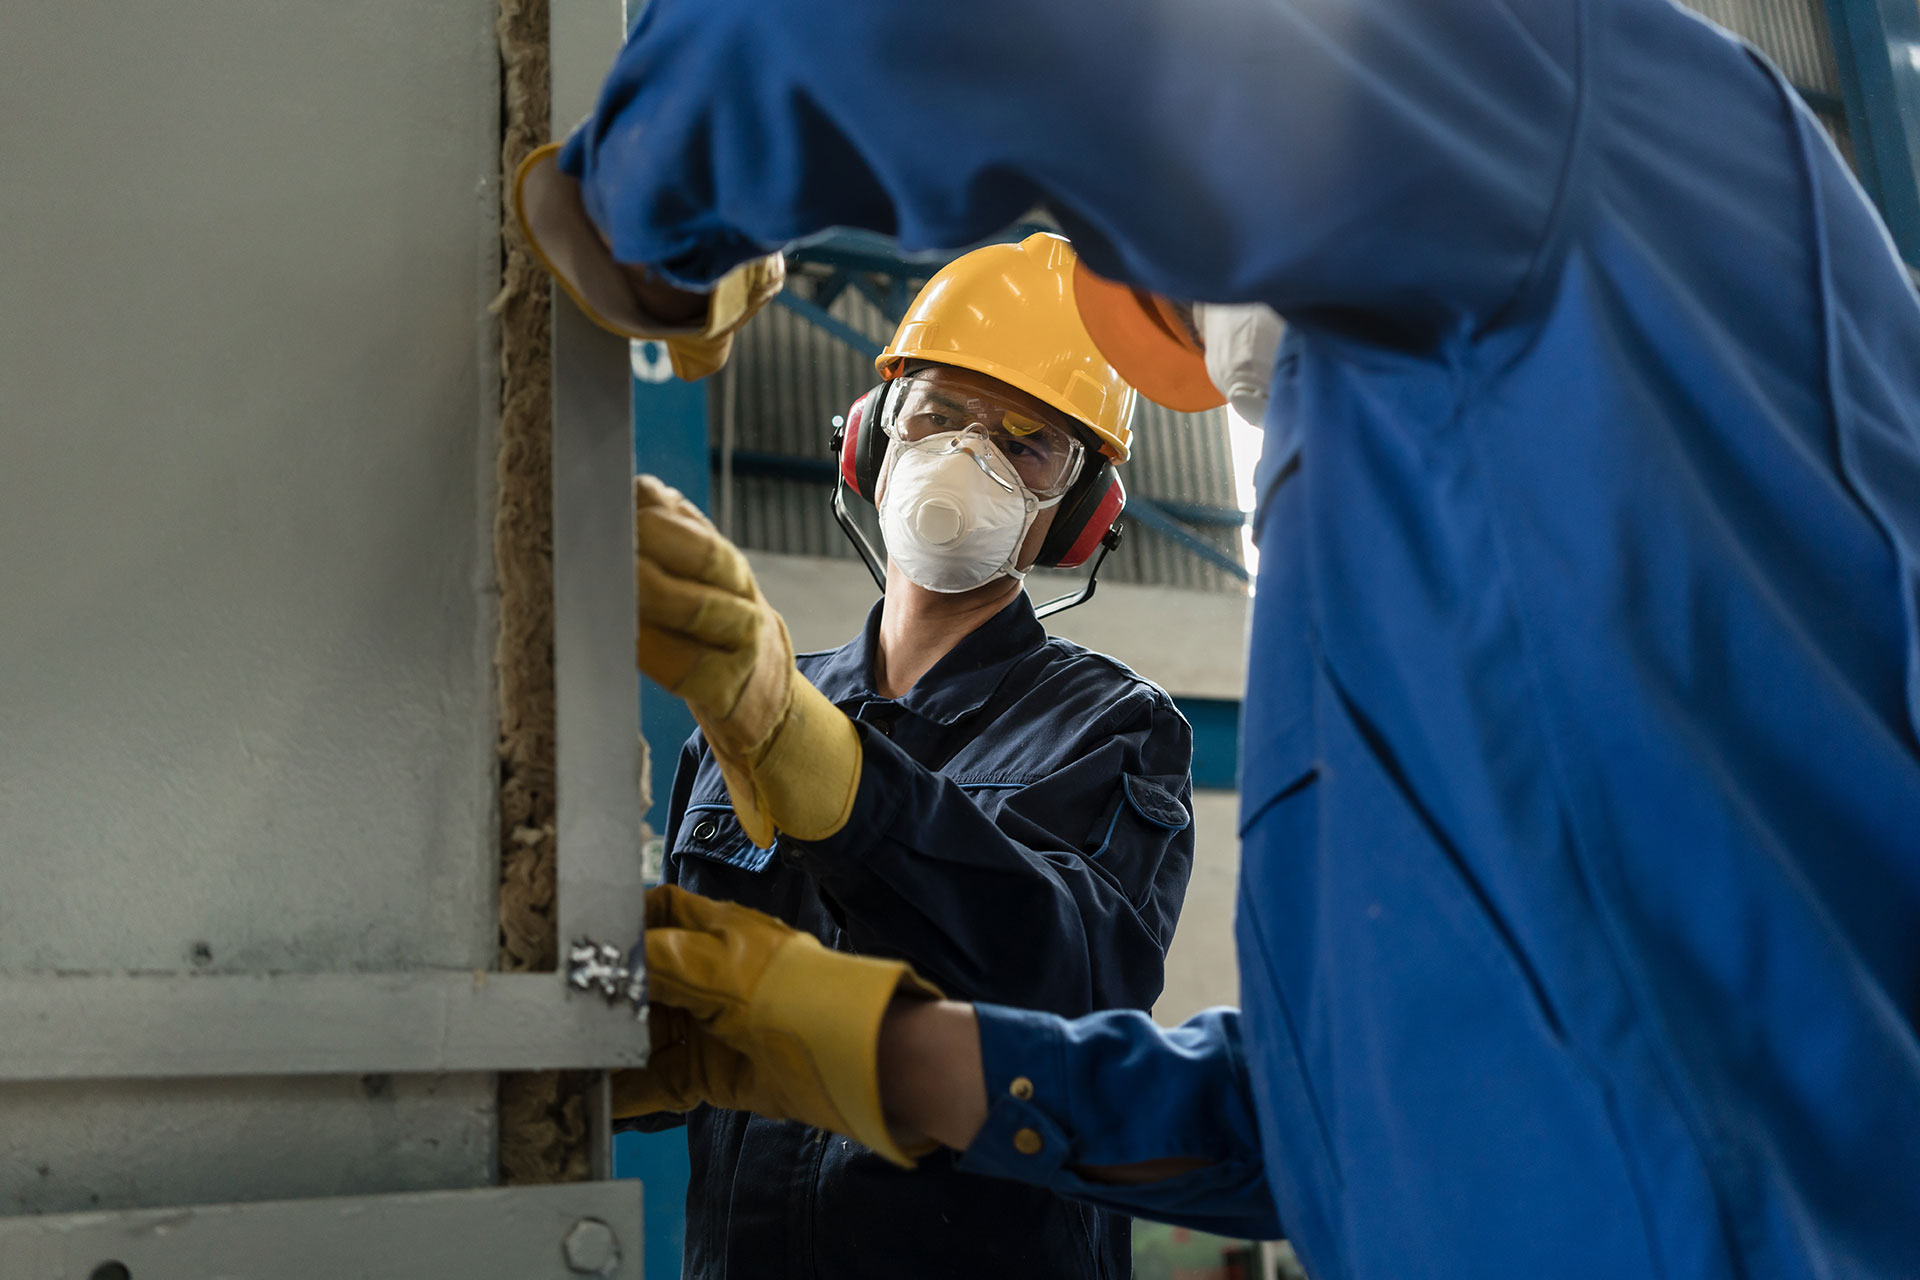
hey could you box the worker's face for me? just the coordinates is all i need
[876,365,1092,573]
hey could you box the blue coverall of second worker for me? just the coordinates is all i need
[545,0,1920,1275]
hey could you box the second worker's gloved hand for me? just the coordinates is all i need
[512,142,785,381]
[634,475,862,846]
[612,886,942,1166]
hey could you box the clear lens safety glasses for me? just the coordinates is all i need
[881,375,1087,499]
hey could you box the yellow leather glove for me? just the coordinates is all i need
[611,886,942,1166]
[634,475,862,846]
[512,142,784,380]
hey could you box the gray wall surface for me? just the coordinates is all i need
[0,0,503,1210]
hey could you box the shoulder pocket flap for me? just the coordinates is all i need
[1121,774,1191,832]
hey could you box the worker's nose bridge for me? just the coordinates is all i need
[954,420,1000,452]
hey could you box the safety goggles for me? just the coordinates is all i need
[881,374,1088,499]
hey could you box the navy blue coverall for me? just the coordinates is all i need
[641,595,1196,1279]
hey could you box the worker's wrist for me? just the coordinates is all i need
[877,998,986,1151]
[613,260,708,326]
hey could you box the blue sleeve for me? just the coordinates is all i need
[562,0,1578,331]
[957,1003,1282,1240]
[792,693,1195,1016]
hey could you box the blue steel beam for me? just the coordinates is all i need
[1145,497,1251,529]
[1822,0,1920,266]
[1121,500,1253,583]
[772,290,885,361]
[1791,82,1848,118]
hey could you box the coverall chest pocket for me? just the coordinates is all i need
[668,801,781,911]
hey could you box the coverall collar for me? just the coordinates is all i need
[807,592,1049,726]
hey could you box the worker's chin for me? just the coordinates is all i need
[889,562,1022,600]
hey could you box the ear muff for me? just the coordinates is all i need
[834,382,893,501]
[1037,461,1125,569]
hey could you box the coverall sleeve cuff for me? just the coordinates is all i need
[958,1004,1287,1240]
[955,1003,1077,1182]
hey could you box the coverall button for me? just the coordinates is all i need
[1009,1076,1034,1100]
[692,819,719,842]
[1013,1127,1044,1155]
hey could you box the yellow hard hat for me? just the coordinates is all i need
[878,233,1136,462]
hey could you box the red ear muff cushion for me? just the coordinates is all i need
[840,389,874,496]
[1041,468,1125,569]
[839,382,892,502]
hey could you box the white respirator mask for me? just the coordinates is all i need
[1194,301,1285,425]
[877,431,1051,593]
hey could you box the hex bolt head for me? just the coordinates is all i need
[563,1217,621,1276]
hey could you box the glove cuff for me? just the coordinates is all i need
[753,678,862,842]
[664,255,785,380]
[753,936,942,1167]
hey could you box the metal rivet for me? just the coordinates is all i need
[1009,1076,1034,1101]
[1013,1127,1044,1155]
[563,1218,621,1276]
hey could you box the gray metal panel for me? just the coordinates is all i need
[0,1181,643,1280]
[550,0,641,1186]
[0,0,502,1214]
[1,1075,491,1218]
[0,0,501,978]
[0,972,648,1080]
[550,299,649,954]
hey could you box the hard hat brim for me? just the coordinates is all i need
[1071,263,1227,413]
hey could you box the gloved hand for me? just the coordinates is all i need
[512,142,784,381]
[611,885,942,1166]
[634,475,862,846]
